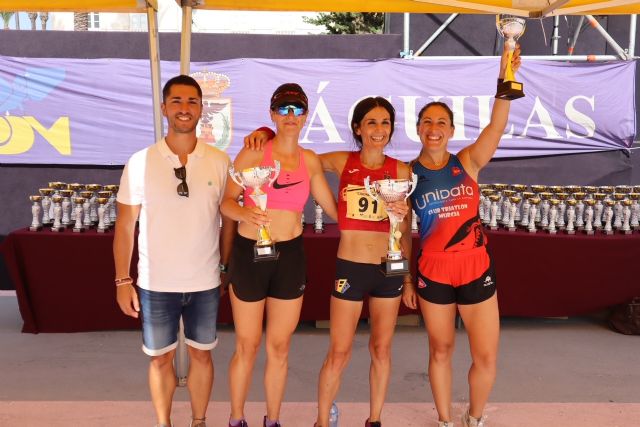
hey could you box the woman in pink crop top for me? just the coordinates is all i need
[247,97,412,427]
[221,83,337,427]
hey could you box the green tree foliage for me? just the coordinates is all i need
[1,12,14,30]
[303,12,384,34]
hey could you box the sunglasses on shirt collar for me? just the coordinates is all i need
[174,165,189,197]
[273,104,307,117]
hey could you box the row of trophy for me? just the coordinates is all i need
[479,184,640,235]
[29,182,119,233]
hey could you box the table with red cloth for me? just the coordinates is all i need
[2,225,639,333]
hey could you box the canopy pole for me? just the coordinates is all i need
[552,15,560,55]
[401,13,412,58]
[146,2,163,141]
[630,14,637,57]
[586,15,629,60]
[415,13,459,57]
[568,16,585,55]
[180,1,193,74]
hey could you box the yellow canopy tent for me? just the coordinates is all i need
[183,0,640,17]
[0,0,164,139]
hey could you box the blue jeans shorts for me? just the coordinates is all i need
[138,287,220,356]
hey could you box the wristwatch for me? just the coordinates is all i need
[219,263,229,274]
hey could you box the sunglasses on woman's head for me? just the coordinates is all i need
[274,104,307,117]
[174,166,189,197]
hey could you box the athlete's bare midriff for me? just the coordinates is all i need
[238,208,303,242]
[337,229,390,264]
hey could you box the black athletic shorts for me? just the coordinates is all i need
[229,233,307,302]
[332,258,404,302]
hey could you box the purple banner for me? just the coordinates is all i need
[0,56,635,165]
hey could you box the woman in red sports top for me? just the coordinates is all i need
[404,45,521,427]
[221,83,337,427]
[247,97,412,427]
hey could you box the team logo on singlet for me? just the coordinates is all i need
[335,278,350,293]
[451,166,462,176]
[417,278,427,289]
[483,276,494,287]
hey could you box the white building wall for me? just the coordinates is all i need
[47,0,323,34]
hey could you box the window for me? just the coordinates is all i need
[88,12,100,30]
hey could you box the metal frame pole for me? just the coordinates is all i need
[630,14,637,57]
[568,16,585,55]
[401,13,412,57]
[552,15,561,55]
[180,1,193,75]
[146,2,163,141]
[414,13,459,57]
[585,15,629,60]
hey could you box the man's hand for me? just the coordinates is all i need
[116,284,140,318]
[402,281,418,310]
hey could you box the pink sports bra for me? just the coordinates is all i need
[243,140,310,212]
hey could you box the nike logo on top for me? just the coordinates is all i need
[273,179,303,189]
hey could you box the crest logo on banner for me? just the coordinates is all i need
[191,71,232,151]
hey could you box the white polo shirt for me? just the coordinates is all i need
[118,138,230,293]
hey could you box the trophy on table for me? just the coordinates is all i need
[603,199,615,235]
[314,200,324,234]
[593,193,606,229]
[60,189,74,228]
[612,193,625,230]
[583,199,596,235]
[29,195,43,231]
[86,184,103,225]
[530,185,546,223]
[507,196,522,232]
[488,194,501,230]
[72,197,86,233]
[480,188,495,224]
[50,195,64,232]
[547,199,560,234]
[565,199,577,235]
[104,185,119,223]
[520,191,534,228]
[573,192,586,229]
[98,191,113,230]
[96,197,110,233]
[501,189,516,227]
[621,199,633,234]
[539,192,553,229]
[38,188,54,226]
[510,184,527,220]
[364,174,418,276]
[527,197,541,233]
[80,191,94,229]
[229,161,281,261]
[630,193,640,230]
[495,14,526,100]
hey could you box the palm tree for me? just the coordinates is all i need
[28,12,37,30]
[74,12,89,31]
[1,12,14,30]
[39,12,48,30]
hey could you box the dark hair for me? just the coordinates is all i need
[351,97,396,149]
[270,83,309,110]
[416,101,454,128]
[162,75,203,103]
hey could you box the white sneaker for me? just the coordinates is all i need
[461,409,485,427]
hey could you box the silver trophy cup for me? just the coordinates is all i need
[230,161,281,261]
[364,174,418,276]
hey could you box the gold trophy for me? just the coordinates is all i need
[72,197,86,233]
[80,191,94,229]
[583,199,596,235]
[496,14,525,100]
[507,196,522,231]
[364,174,418,276]
[527,197,541,233]
[38,188,54,226]
[229,161,281,261]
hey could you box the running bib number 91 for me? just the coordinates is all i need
[342,185,388,221]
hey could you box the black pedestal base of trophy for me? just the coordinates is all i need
[496,80,525,100]
[254,243,279,262]
[380,257,409,277]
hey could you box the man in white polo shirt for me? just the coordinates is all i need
[114,75,234,427]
